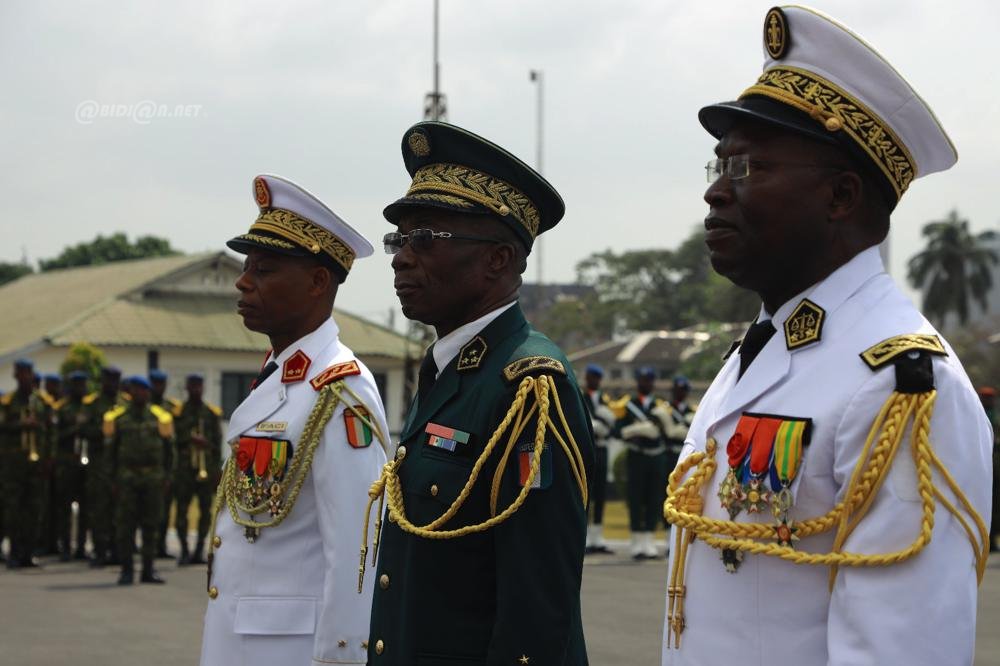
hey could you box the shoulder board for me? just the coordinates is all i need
[860,334,947,370]
[149,404,175,438]
[167,397,183,410]
[0,393,13,406]
[204,401,223,417]
[171,402,183,418]
[53,397,69,410]
[310,360,361,391]
[502,356,566,383]
[39,391,57,408]
[82,392,99,405]
[102,405,127,437]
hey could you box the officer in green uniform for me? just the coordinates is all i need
[40,373,64,556]
[105,375,174,584]
[0,359,52,568]
[365,122,594,665]
[52,371,90,560]
[172,373,222,565]
[83,366,123,566]
[150,369,181,559]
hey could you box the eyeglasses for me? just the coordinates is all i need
[705,154,841,183]
[382,228,501,255]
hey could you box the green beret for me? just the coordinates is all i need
[383,122,565,251]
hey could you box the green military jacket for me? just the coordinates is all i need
[104,403,175,477]
[83,391,123,463]
[54,396,90,459]
[367,304,594,666]
[0,389,52,461]
[172,399,223,476]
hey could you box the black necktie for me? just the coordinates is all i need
[417,348,437,407]
[738,320,776,379]
[251,361,278,391]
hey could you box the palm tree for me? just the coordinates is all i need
[907,210,998,326]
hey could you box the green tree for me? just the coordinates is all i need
[907,210,998,326]
[0,261,33,286]
[39,233,178,271]
[59,342,107,389]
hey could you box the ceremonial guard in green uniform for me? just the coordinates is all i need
[581,364,615,554]
[150,369,182,558]
[172,373,222,565]
[365,122,594,665]
[0,359,52,568]
[39,373,64,555]
[105,375,174,584]
[52,371,91,560]
[83,366,123,566]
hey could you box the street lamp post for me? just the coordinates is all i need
[529,69,544,286]
[424,0,447,120]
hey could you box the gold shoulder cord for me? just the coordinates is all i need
[204,380,388,592]
[663,389,989,649]
[357,374,589,592]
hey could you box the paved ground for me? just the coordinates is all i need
[1,540,998,665]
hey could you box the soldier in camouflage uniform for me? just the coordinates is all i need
[150,369,182,558]
[83,366,123,566]
[53,371,91,561]
[0,359,53,568]
[39,373,63,556]
[105,375,174,584]
[172,374,221,565]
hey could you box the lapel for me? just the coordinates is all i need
[400,304,529,441]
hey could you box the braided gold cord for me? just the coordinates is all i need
[358,374,590,592]
[663,389,990,647]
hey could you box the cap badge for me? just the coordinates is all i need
[254,177,271,209]
[783,298,825,350]
[407,130,431,157]
[764,7,790,60]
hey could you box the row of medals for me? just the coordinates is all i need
[717,468,798,573]
[238,456,288,543]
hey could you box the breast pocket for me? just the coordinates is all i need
[233,596,317,635]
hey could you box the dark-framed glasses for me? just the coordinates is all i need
[705,154,842,183]
[382,228,501,255]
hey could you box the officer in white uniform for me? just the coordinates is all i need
[662,7,992,665]
[200,175,389,666]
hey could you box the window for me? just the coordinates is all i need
[221,372,258,418]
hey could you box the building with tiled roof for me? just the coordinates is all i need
[0,253,415,433]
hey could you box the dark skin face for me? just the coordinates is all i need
[584,371,602,392]
[69,378,87,400]
[101,374,120,397]
[186,379,204,403]
[129,384,150,407]
[636,375,654,396]
[14,366,33,394]
[151,378,166,398]
[704,120,869,313]
[671,384,689,403]
[44,379,62,398]
[391,210,520,337]
[235,249,339,357]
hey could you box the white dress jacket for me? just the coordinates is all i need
[201,319,388,666]
[662,248,992,666]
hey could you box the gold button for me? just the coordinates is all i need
[208,586,218,599]
[396,445,407,460]
[212,536,221,548]
[338,640,347,648]
[379,573,390,589]
[375,639,384,655]
[824,116,843,131]
[430,484,439,497]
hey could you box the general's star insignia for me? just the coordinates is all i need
[519,656,530,665]
[456,336,487,371]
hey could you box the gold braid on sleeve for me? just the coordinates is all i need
[662,389,990,649]
[357,374,588,592]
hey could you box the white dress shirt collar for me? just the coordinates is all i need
[431,301,517,378]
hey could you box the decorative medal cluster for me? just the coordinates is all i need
[717,414,811,572]
[234,436,293,542]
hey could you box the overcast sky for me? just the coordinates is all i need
[2,0,997,329]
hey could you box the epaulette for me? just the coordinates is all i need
[171,402,183,418]
[39,390,58,409]
[205,401,223,417]
[82,392,99,405]
[102,405,128,437]
[149,404,175,439]
[502,356,566,383]
[53,397,69,411]
[310,360,361,391]
[860,334,947,394]
[0,392,13,406]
